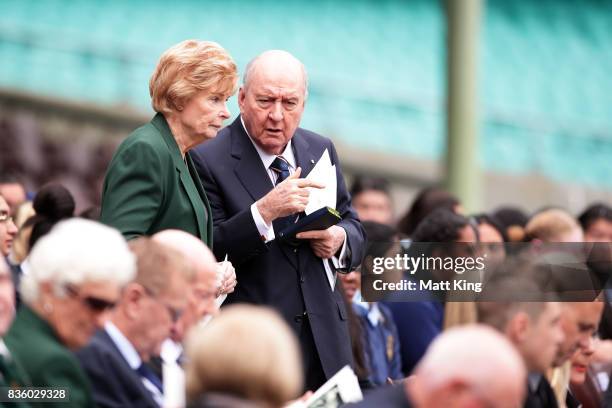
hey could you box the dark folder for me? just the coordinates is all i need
[279,207,342,245]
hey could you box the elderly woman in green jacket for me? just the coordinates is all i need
[100,39,238,248]
[5,218,135,407]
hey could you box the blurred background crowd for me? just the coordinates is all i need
[1,0,612,407]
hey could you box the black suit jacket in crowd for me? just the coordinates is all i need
[76,330,159,408]
[524,375,559,408]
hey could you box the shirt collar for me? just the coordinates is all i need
[160,338,183,364]
[352,291,384,326]
[0,339,10,358]
[528,372,542,392]
[240,116,296,170]
[105,321,142,370]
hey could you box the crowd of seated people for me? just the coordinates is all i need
[0,171,611,407]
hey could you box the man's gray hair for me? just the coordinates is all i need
[20,218,136,304]
[242,50,309,99]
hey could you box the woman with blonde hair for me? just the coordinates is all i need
[100,40,238,247]
[185,304,303,407]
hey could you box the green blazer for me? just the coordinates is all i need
[100,113,213,247]
[4,306,95,407]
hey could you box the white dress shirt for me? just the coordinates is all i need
[160,339,185,408]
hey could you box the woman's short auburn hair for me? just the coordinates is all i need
[149,39,238,114]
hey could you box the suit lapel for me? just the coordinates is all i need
[179,164,207,243]
[291,130,318,178]
[97,330,159,408]
[230,118,275,201]
[185,154,210,245]
[152,114,207,242]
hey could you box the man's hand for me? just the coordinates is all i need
[296,225,345,259]
[256,167,324,225]
[216,260,237,297]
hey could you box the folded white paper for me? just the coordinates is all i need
[286,365,363,408]
[305,149,336,215]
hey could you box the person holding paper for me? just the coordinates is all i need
[191,50,366,391]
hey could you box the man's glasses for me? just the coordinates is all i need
[0,212,13,223]
[65,285,117,312]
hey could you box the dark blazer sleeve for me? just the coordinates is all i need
[328,140,366,271]
[192,150,268,264]
[100,138,165,241]
[34,354,95,408]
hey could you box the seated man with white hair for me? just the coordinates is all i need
[347,324,526,408]
[5,218,136,407]
[77,237,192,408]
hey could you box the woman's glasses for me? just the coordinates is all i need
[0,212,14,223]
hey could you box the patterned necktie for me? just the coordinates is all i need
[270,156,290,186]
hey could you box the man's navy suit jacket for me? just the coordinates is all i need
[191,116,366,379]
[76,330,159,408]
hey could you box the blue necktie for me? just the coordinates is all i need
[135,363,163,393]
[270,156,297,236]
[270,156,290,186]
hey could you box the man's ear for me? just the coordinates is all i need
[507,312,530,343]
[238,87,246,109]
[37,281,55,305]
[123,283,144,320]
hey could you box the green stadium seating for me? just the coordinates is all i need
[0,0,610,187]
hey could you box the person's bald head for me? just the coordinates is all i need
[153,230,219,341]
[239,50,308,155]
[243,50,308,98]
[408,324,526,408]
[153,229,217,275]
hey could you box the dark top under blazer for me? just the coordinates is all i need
[191,117,366,380]
[100,113,212,246]
[76,330,159,408]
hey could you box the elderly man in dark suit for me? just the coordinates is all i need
[192,50,366,391]
[76,238,191,408]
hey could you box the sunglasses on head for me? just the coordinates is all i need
[65,285,117,312]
